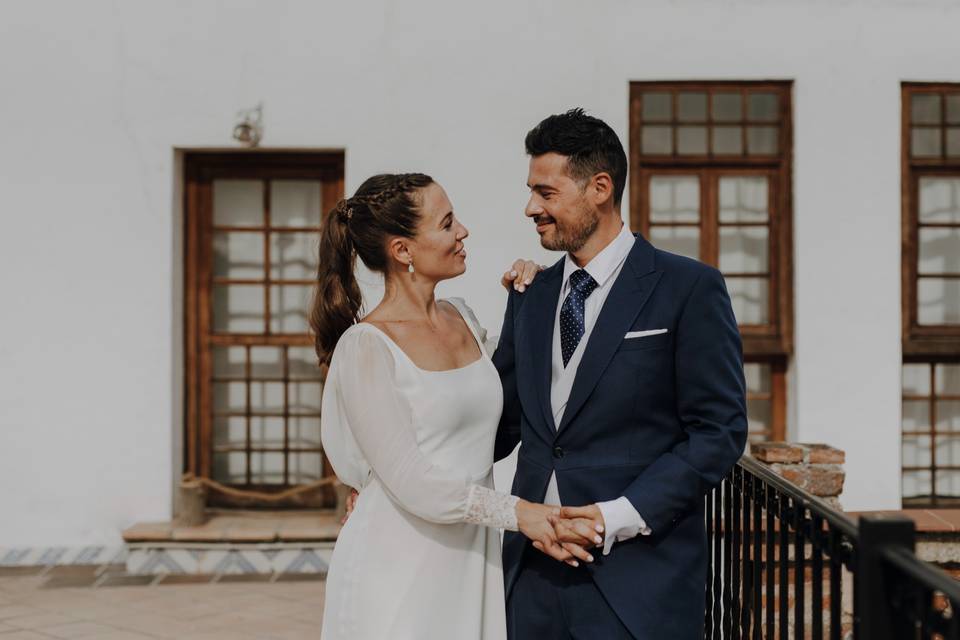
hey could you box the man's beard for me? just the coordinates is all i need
[538,202,599,253]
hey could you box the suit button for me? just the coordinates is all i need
[553,446,564,459]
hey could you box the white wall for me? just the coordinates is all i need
[3,0,957,546]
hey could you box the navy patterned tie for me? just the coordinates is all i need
[559,269,599,367]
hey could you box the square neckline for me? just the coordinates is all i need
[356,299,487,374]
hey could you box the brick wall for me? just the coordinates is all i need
[751,443,846,510]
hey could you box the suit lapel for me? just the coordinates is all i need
[521,260,563,435]
[557,235,662,433]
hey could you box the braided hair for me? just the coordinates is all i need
[310,173,434,365]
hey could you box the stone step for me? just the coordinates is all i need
[122,509,341,575]
[122,508,341,543]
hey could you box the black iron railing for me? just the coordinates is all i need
[705,455,960,639]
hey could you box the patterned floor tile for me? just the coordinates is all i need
[37,620,121,638]
[95,575,158,589]
[0,571,325,639]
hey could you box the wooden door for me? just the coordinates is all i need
[184,151,344,508]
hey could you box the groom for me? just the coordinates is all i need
[493,108,747,639]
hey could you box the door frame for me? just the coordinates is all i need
[182,150,344,508]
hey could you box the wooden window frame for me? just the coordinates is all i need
[901,83,960,506]
[629,81,794,441]
[901,359,960,508]
[183,151,344,508]
[901,83,960,356]
[746,356,789,443]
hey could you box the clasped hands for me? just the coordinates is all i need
[516,501,605,567]
[342,490,604,567]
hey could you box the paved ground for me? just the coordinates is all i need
[0,567,325,639]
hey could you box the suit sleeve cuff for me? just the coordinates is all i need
[596,497,652,556]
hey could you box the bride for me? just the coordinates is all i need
[310,173,598,639]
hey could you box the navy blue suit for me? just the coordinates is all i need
[492,233,748,639]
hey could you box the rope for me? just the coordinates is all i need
[182,472,341,503]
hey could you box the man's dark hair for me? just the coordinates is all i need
[525,108,628,206]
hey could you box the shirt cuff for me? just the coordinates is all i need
[595,497,652,556]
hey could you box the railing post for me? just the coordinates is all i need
[855,514,915,640]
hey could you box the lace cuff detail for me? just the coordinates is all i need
[464,485,519,531]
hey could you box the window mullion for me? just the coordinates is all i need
[767,169,779,335]
[263,180,271,336]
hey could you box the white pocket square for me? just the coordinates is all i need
[624,329,668,339]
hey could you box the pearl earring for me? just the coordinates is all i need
[408,260,415,274]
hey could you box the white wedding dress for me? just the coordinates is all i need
[319,298,518,640]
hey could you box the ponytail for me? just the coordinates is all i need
[311,200,362,366]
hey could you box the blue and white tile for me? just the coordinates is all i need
[124,544,333,575]
[0,545,126,567]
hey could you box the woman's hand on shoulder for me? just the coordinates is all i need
[501,259,544,293]
[340,488,359,525]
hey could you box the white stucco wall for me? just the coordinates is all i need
[3,0,956,547]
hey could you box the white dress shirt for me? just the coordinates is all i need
[541,222,652,555]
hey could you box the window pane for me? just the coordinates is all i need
[213,381,246,413]
[745,362,771,393]
[748,93,779,122]
[213,452,247,484]
[213,345,246,378]
[937,434,960,462]
[719,177,769,223]
[747,126,778,154]
[289,416,322,448]
[678,92,707,122]
[904,435,933,467]
[903,399,931,431]
[712,92,742,122]
[747,398,771,439]
[270,180,322,228]
[948,128,960,157]
[250,452,285,484]
[289,381,323,413]
[677,126,707,155]
[288,346,322,379]
[725,277,768,324]
[936,364,960,395]
[948,94,960,125]
[214,416,246,448]
[213,232,263,279]
[649,176,699,222]
[212,285,264,333]
[745,361,772,440]
[919,177,960,223]
[919,228,960,274]
[250,381,284,412]
[936,469,960,496]
[290,453,323,483]
[720,227,769,273]
[712,126,743,155]
[903,470,932,498]
[270,232,318,280]
[269,285,312,334]
[912,127,942,158]
[650,226,699,260]
[642,126,672,154]
[903,363,932,396]
[213,180,263,227]
[912,94,942,125]
[250,346,283,378]
[642,92,672,120]
[918,279,960,324]
[937,401,960,433]
[251,416,284,447]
